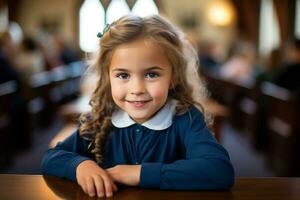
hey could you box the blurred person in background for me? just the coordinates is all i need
[253,48,283,151]
[35,23,63,70]
[219,41,258,83]
[0,31,31,157]
[0,31,20,85]
[52,34,81,65]
[15,36,45,83]
[198,41,221,74]
[273,38,300,92]
[256,48,283,84]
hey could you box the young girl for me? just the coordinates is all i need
[41,15,234,198]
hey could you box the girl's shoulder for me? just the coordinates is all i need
[171,105,212,142]
[173,105,205,128]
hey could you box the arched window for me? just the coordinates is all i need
[79,0,105,52]
[79,0,160,52]
[295,0,300,38]
[259,0,280,56]
[0,5,8,31]
[106,0,130,24]
[131,0,159,17]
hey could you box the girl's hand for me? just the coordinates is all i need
[106,165,141,186]
[76,160,118,198]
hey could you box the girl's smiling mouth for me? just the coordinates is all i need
[126,100,152,108]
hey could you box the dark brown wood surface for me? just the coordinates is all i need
[0,175,300,200]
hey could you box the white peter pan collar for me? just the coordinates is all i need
[111,99,177,130]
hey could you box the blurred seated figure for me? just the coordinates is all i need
[219,41,257,83]
[252,49,283,151]
[53,34,81,65]
[0,31,30,154]
[198,41,221,74]
[15,37,45,83]
[273,38,300,92]
[0,31,20,85]
[35,29,63,70]
[256,48,283,84]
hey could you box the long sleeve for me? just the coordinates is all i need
[140,107,234,190]
[41,130,92,181]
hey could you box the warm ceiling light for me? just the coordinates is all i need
[207,1,235,27]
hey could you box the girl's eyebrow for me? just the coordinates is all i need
[111,66,164,72]
[111,68,128,72]
[145,66,163,71]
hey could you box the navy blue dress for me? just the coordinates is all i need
[41,104,234,190]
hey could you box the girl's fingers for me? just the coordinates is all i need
[105,168,118,192]
[93,175,105,198]
[85,177,96,197]
[102,176,114,197]
[79,180,88,194]
[112,181,118,192]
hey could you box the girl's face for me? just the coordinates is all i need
[109,38,173,124]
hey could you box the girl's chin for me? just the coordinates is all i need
[129,114,148,123]
[128,112,152,124]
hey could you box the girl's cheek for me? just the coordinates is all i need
[149,84,169,97]
[149,90,168,103]
[111,86,126,99]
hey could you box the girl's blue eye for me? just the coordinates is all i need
[116,73,129,79]
[145,72,159,79]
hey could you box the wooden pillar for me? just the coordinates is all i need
[274,0,296,43]
[231,0,261,45]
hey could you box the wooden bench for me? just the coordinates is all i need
[49,123,78,148]
[49,95,91,148]
[261,82,300,176]
[203,71,259,135]
[0,81,18,166]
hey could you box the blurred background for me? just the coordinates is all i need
[0,0,299,177]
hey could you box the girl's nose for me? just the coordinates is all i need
[130,78,146,95]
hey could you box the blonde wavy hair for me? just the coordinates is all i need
[80,15,211,163]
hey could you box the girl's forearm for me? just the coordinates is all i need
[106,165,141,186]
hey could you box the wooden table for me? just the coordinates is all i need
[0,175,300,199]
